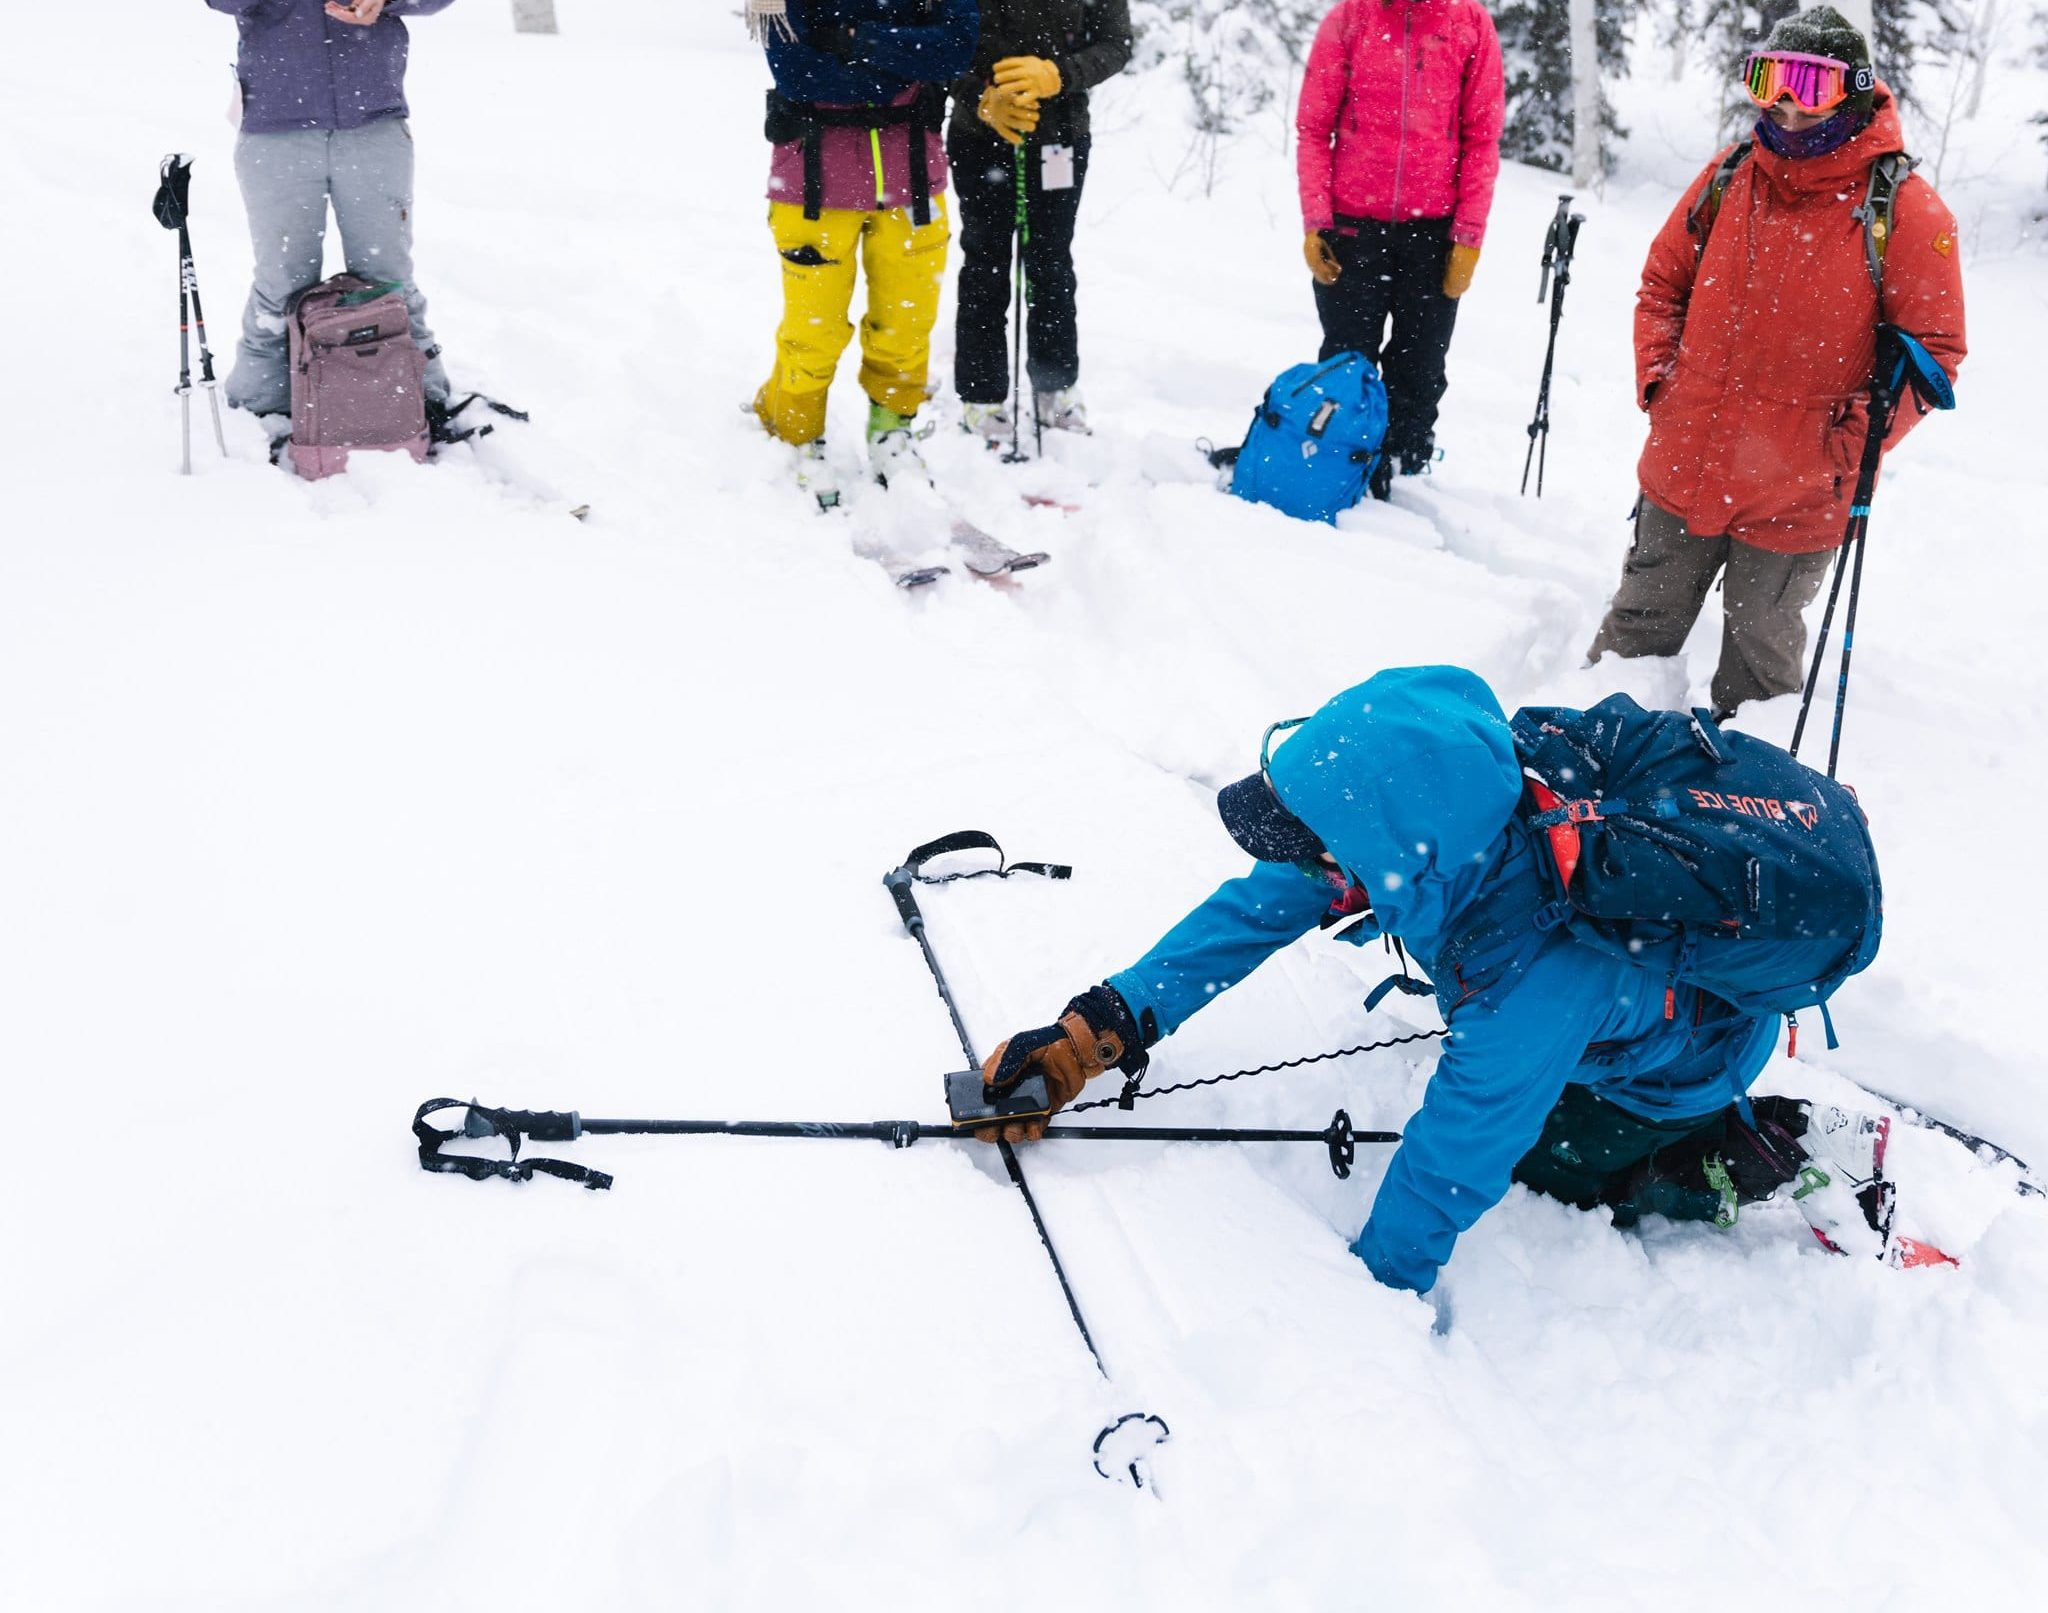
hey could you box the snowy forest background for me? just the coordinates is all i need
[1132,0,2048,194]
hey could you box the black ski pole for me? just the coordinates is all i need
[413,1100,1394,1187]
[1825,519,1872,779]
[1005,141,1031,465]
[882,834,1113,1375]
[884,831,1177,1488]
[1793,389,1890,768]
[1521,195,1583,498]
[154,154,227,470]
[1790,324,1953,773]
[1789,536,1853,763]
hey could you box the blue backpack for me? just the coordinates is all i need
[1509,697,1882,1035]
[1227,352,1388,523]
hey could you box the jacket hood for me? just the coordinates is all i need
[1752,82,1903,193]
[1263,666,1523,951]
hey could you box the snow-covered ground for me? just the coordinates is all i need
[4,7,2046,1609]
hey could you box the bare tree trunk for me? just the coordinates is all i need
[513,0,559,33]
[1569,0,1601,188]
[1964,0,1998,119]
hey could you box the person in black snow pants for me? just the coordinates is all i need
[948,1,1131,441]
[1296,1,1505,497]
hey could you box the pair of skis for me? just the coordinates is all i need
[889,516,1048,590]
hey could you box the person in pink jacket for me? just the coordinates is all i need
[1296,0,1504,496]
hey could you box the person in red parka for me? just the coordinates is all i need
[1296,0,1504,497]
[1587,7,1965,717]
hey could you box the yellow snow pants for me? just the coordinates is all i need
[753,196,950,446]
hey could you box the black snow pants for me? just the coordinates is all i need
[1512,1085,1812,1227]
[1312,215,1461,465]
[950,122,1091,404]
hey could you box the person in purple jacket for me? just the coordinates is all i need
[204,1,455,418]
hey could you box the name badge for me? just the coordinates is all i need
[1041,144,1076,192]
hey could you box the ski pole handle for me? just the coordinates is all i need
[466,1105,582,1143]
[883,867,925,934]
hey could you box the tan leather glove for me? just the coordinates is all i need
[1304,231,1342,286]
[977,81,1040,145]
[992,55,1062,102]
[974,1010,1125,1143]
[1442,242,1481,299]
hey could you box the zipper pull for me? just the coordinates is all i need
[1786,1014,1799,1058]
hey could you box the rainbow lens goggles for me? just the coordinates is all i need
[1742,50,1874,114]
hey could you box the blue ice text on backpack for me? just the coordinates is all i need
[1507,696,1882,1033]
[1228,352,1388,524]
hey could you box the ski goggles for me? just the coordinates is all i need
[1741,50,1874,115]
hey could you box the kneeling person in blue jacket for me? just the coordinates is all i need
[981,666,1845,1293]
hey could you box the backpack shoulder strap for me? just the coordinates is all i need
[1686,140,1753,262]
[1854,151,1918,292]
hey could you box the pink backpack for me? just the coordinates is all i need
[287,273,429,479]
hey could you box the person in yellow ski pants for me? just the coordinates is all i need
[752,198,950,448]
[750,3,976,498]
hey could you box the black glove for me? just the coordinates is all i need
[810,22,860,61]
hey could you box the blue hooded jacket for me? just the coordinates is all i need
[1106,668,1779,1293]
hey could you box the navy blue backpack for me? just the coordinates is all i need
[1227,352,1388,523]
[1510,696,1882,1036]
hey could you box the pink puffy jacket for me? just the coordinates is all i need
[1295,0,1506,248]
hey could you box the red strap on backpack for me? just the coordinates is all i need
[1524,773,1583,891]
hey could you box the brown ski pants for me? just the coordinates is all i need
[1587,497,1837,715]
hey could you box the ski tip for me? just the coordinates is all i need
[893,564,949,589]
[1888,1236,1960,1271]
[961,552,1050,579]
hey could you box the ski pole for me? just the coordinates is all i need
[1521,195,1583,497]
[184,244,227,457]
[154,155,227,469]
[1791,325,1954,772]
[413,1100,1395,1188]
[883,832,1112,1374]
[1005,140,1030,465]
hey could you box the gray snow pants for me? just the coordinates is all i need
[1587,497,1836,715]
[227,117,449,416]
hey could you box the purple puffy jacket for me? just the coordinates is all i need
[205,0,455,136]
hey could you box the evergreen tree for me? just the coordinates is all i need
[2036,4,2048,179]
[1494,0,1633,175]
[1697,0,1803,133]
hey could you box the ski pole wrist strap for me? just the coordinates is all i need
[893,829,1072,886]
[414,1098,613,1190]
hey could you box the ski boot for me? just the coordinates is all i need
[1033,388,1091,435]
[1788,1104,1896,1261]
[1776,1100,1954,1265]
[795,439,841,512]
[867,404,932,490]
[960,401,1012,443]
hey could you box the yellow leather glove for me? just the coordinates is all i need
[977,81,1040,145]
[1304,231,1342,286]
[992,55,1062,102]
[1442,243,1481,299]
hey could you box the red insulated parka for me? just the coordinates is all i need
[1635,88,1966,554]
[1294,0,1506,247]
